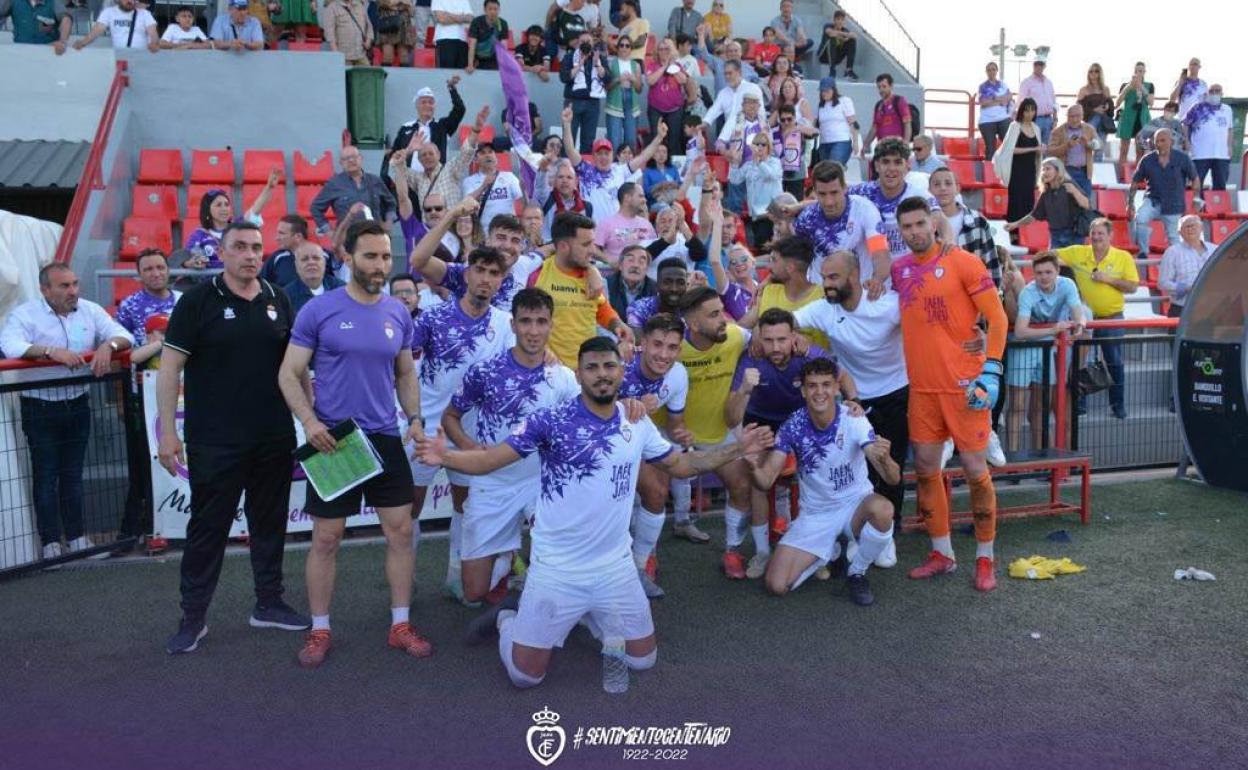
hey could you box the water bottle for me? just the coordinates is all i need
[602,634,629,693]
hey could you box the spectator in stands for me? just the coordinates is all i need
[271,0,317,43]
[517,24,551,81]
[1004,157,1091,249]
[860,73,910,155]
[1076,63,1113,148]
[752,27,781,70]
[3,0,72,54]
[772,103,816,198]
[283,241,346,315]
[928,167,999,286]
[817,11,857,81]
[117,249,182,356]
[607,243,657,319]
[1128,128,1200,255]
[321,0,372,63]
[1,264,133,560]
[1170,57,1206,120]
[465,0,508,72]
[977,62,1012,162]
[666,0,701,39]
[450,206,485,259]
[1056,218,1139,419]
[643,142,681,204]
[1138,101,1187,155]
[311,145,397,235]
[390,77,465,172]
[261,214,317,287]
[763,55,796,103]
[616,0,647,60]
[765,191,798,240]
[206,0,265,51]
[377,0,417,67]
[431,0,473,67]
[594,182,655,265]
[646,38,693,160]
[186,175,278,268]
[673,32,700,83]
[159,6,211,48]
[1185,84,1234,191]
[994,97,1042,226]
[1113,62,1154,169]
[769,0,810,61]
[1047,104,1097,197]
[694,28,760,95]
[520,198,546,251]
[73,0,158,51]
[1005,251,1084,451]
[772,75,812,126]
[389,273,422,321]
[703,61,767,150]
[909,135,942,174]
[541,158,593,239]
[729,130,783,246]
[605,35,644,151]
[813,77,857,164]
[562,107,667,218]
[551,0,588,56]
[1159,215,1214,319]
[703,0,730,49]
[461,139,524,231]
[560,30,611,154]
[1018,58,1057,144]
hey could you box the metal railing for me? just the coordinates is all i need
[836,0,921,81]
[95,267,224,306]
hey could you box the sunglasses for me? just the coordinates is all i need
[424,206,444,213]
[617,43,631,49]
[780,117,794,123]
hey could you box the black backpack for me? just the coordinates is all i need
[874,95,921,135]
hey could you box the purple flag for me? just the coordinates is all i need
[498,49,537,199]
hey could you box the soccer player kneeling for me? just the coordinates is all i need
[744,358,900,605]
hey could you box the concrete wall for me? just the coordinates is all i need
[0,41,116,142]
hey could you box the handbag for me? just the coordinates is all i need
[376,13,403,34]
[1073,207,1104,237]
[1075,353,1114,396]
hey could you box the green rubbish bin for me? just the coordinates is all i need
[346,66,387,149]
[1224,97,1248,170]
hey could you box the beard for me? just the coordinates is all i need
[353,267,384,294]
[586,379,620,405]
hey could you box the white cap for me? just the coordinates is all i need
[413,87,436,105]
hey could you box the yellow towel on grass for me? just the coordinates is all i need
[1008,556,1087,580]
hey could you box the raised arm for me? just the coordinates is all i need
[413,197,478,285]
[391,149,414,221]
[561,106,584,167]
[630,122,669,172]
[413,427,523,474]
[244,168,281,220]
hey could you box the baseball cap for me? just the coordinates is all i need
[145,314,170,335]
[1034,58,1047,65]
[413,87,436,106]
[228,0,248,8]
[592,138,613,153]
[819,76,837,91]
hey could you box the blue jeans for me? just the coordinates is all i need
[569,98,602,155]
[606,108,638,152]
[817,141,852,165]
[1093,314,1126,413]
[1049,228,1080,248]
[1194,158,1229,191]
[20,395,91,544]
[1132,197,1180,257]
[1035,115,1054,145]
[1069,167,1093,198]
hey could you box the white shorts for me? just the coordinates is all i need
[461,482,534,560]
[779,497,863,563]
[409,421,472,488]
[509,555,654,650]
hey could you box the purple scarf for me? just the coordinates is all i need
[498,51,536,199]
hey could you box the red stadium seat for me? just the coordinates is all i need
[1149,220,1169,253]
[111,262,142,305]
[495,153,512,173]
[1199,189,1233,219]
[243,150,285,184]
[180,218,200,248]
[1017,220,1050,252]
[243,183,288,221]
[293,150,335,185]
[1109,220,1135,251]
[424,26,435,47]
[286,41,324,52]
[131,185,179,222]
[120,218,172,260]
[1097,189,1129,219]
[947,159,984,189]
[706,154,729,185]
[457,123,496,147]
[941,136,979,159]
[980,163,1001,187]
[137,149,184,185]
[1210,219,1237,244]
[260,218,281,251]
[190,149,235,185]
[413,48,435,68]
[981,187,1008,219]
[295,185,333,221]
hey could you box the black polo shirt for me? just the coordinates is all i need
[164,275,295,445]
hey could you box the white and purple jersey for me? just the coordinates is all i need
[185,228,224,267]
[440,252,544,312]
[505,399,673,572]
[848,180,938,261]
[575,160,632,220]
[414,300,515,427]
[115,289,181,345]
[626,295,661,328]
[451,349,580,491]
[792,194,886,282]
[774,404,877,514]
[619,356,688,414]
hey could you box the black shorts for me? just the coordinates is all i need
[744,413,787,437]
[305,433,414,519]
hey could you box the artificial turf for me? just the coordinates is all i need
[2,477,1245,770]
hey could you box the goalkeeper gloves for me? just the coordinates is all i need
[966,359,1003,411]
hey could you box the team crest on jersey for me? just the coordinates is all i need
[620,422,633,442]
[223,307,236,320]
[934,267,945,279]
[511,418,527,436]
[659,383,670,400]
[485,325,497,341]
[901,267,912,278]
[266,304,277,321]
[384,321,395,339]
[835,428,845,449]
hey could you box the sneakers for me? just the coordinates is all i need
[637,568,665,599]
[722,550,746,580]
[745,552,770,579]
[975,557,997,592]
[42,542,63,561]
[873,538,897,569]
[442,578,481,608]
[298,629,332,668]
[463,593,520,645]
[986,430,1007,467]
[166,616,208,655]
[388,622,434,658]
[939,439,955,470]
[908,551,958,580]
[846,574,874,606]
[814,565,832,581]
[67,536,109,560]
[673,521,711,543]
[1111,406,1128,420]
[845,69,859,81]
[250,600,312,631]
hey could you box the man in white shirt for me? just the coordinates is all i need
[1017,58,1057,144]
[1158,215,1215,317]
[702,60,767,147]
[431,0,473,68]
[0,264,133,560]
[461,139,524,231]
[159,5,210,49]
[1185,84,1235,191]
[72,0,158,51]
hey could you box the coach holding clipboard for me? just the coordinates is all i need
[157,221,312,655]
